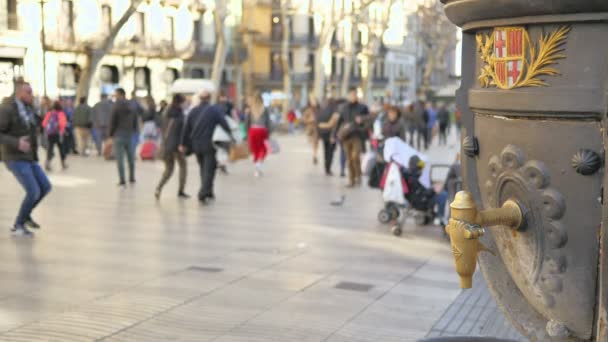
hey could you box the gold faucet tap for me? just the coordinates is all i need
[445,191,524,289]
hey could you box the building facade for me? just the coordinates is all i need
[242,0,316,107]
[0,0,204,103]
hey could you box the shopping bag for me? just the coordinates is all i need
[103,139,114,161]
[229,142,250,162]
[264,139,280,154]
[382,163,407,205]
[140,140,158,161]
[361,151,376,176]
[212,126,231,143]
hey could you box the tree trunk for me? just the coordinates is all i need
[361,0,394,104]
[420,39,448,93]
[75,0,143,100]
[210,0,227,103]
[312,48,325,101]
[280,0,292,115]
[340,17,358,97]
[362,52,374,104]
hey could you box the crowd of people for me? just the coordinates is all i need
[0,78,459,237]
[301,88,460,186]
[0,79,276,236]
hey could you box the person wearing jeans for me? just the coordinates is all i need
[0,82,51,236]
[333,87,369,187]
[109,88,138,186]
[155,94,189,199]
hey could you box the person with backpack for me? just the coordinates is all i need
[42,101,68,171]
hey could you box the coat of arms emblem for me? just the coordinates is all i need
[476,26,570,89]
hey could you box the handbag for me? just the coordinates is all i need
[229,142,250,162]
[337,122,355,141]
[264,139,280,154]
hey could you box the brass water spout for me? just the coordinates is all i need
[445,191,524,289]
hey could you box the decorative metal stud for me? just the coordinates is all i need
[462,136,479,158]
[571,149,602,175]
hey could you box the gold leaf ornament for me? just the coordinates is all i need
[476,26,570,89]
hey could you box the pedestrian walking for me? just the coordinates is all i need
[180,90,233,204]
[437,102,450,146]
[286,109,296,134]
[316,98,339,176]
[302,96,320,165]
[62,98,78,155]
[403,102,417,146]
[382,106,406,140]
[129,92,144,155]
[141,95,160,141]
[155,94,189,200]
[414,99,428,151]
[109,88,138,187]
[246,92,272,178]
[73,97,94,156]
[92,94,113,156]
[42,101,68,171]
[0,82,51,237]
[333,87,370,187]
[426,102,438,147]
[216,92,235,174]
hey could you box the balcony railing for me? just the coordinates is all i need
[254,33,318,46]
[253,72,283,85]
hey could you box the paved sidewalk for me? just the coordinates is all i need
[427,273,526,341]
[0,134,463,341]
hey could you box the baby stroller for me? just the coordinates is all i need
[372,137,448,236]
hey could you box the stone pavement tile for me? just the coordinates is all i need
[0,134,463,341]
[243,269,327,291]
[426,273,526,341]
[265,255,344,275]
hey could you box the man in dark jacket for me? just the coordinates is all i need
[333,87,369,187]
[0,82,51,237]
[180,91,233,204]
[109,88,139,186]
[317,98,338,176]
[92,94,112,156]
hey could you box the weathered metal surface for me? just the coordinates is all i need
[441,0,608,341]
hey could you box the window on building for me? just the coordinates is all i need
[331,56,336,76]
[271,14,282,41]
[135,12,145,40]
[101,5,112,35]
[134,67,151,95]
[99,65,119,84]
[308,53,315,79]
[308,16,314,42]
[270,51,282,80]
[167,17,175,45]
[193,19,201,42]
[191,68,205,78]
[60,0,75,43]
[58,63,80,89]
[6,0,17,30]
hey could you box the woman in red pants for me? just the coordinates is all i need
[246,92,271,177]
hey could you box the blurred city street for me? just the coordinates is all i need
[0,132,475,342]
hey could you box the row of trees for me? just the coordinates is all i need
[73,0,454,105]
